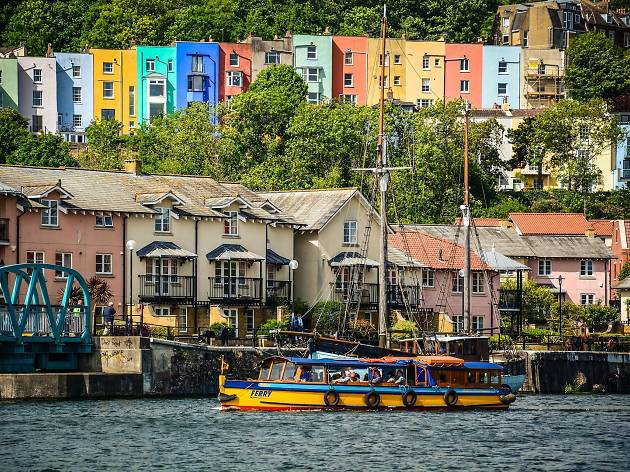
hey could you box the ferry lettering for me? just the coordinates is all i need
[250,390,271,398]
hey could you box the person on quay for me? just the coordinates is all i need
[102,301,116,336]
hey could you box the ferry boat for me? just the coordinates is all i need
[218,355,516,411]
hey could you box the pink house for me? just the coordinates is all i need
[445,43,483,109]
[0,183,21,267]
[219,42,252,103]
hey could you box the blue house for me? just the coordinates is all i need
[482,46,520,110]
[55,52,93,142]
[614,118,630,188]
[175,42,219,111]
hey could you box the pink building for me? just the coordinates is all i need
[445,43,483,109]
[0,183,21,267]
[219,42,252,103]
[332,36,368,105]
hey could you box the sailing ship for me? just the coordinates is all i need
[218,6,519,410]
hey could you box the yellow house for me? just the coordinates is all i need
[366,38,407,106]
[90,48,137,134]
[403,39,446,108]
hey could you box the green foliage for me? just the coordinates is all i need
[547,302,585,335]
[619,262,630,281]
[583,302,620,331]
[248,65,307,107]
[502,278,556,324]
[565,32,630,101]
[0,107,29,163]
[256,318,288,336]
[347,318,377,339]
[337,6,381,36]
[209,321,235,338]
[81,118,126,170]
[311,300,344,335]
[390,319,417,341]
[488,334,511,351]
[7,133,77,168]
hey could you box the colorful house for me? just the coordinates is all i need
[520,47,564,109]
[245,34,293,82]
[137,46,177,124]
[219,42,252,103]
[55,52,93,143]
[482,46,521,110]
[614,117,630,189]
[0,57,19,110]
[331,36,368,105]
[445,43,483,109]
[90,48,137,134]
[293,34,333,104]
[366,38,407,107]
[404,40,446,109]
[17,55,57,133]
[175,41,220,111]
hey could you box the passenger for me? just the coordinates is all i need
[333,369,351,384]
[369,367,383,385]
[393,369,406,385]
[300,367,312,382]
[350,372,361,382]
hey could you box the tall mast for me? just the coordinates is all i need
[377,5,389,348]
[461,107,471,333]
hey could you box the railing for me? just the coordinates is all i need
[265,280,290,306]
[494,331,630,353]
[329,283,379,306]
[138,275,195,300]
[387,284,422,307]
[208,277,262,303]
[0,305,87,338]
[499,289,521,311]
[0,218,8,242]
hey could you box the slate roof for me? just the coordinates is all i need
[206,244,264,261]
[482,250,530,272]
[267,249,290,265]
[0,181,22,196]
[259,188,362,231]
[136,241,198,259]
[509,212,591,236]
[328,252,379,268]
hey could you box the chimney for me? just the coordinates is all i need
[124,158,142,175]
[285,31,292,38]
[130,38,137,48]
[585,227,596,238]
[45,43,53,57]
[501,101,511,111]
[323,26,331,35]
[500,219,510,229]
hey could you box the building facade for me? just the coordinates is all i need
[245,35,294,82]
[482,46,521,110]
[332,36,368,105]
[445,43,483,108]
[175,41,220,111]
[0,57,19,110]
[137,46,177,124]
[520,47,565,109]
[219,42,252,103]
[405,40,446,109]
[366,38,407,106]
[55,52,93,143]
[17,55,57,134]
[293,34,333,104]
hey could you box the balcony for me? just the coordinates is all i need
[138,275,195,302]
[265,280,290,306]
[388,284,423,308]
[208,277,262,305]
[0,218,8,244]
[499,289,521,311]
[330,283,379,308]
[329,283,424,310]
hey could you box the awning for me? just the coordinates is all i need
[387,246,425,268]
[136,241,198,259]
[328,252,379,268]
[482,250,530,272]
[206,244,264,261]
[267,249,290,265]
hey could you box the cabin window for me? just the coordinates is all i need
[259,363,270,380]
[478,372,490,384]
[269,361,285,380]
[467,371,476,384]
[282,363,297,381]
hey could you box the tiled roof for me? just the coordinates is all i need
[0,181,22,196]
[389,231,489,271]
[259,188,361,231]
[454,217,509,227]
[509,212,591,236]
[589,219,614,237]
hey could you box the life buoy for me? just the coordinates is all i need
[443,388,458,407]
[324,389,340,407]
[402,390,417,407]
[364,390,381,408]
[500,393,517,404]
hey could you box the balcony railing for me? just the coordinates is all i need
[265,280,290,306]
[208,277,262,304]
[499,289,521,311]
[388,284,423,308]
[138,275,195,301]
[0,218,8,243]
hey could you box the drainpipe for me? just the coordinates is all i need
[16,209,26,264]
[194,218,199,333]
[122,215,127,332]
[605,259,609,305]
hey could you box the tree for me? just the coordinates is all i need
[337,6,381,36]
[0,107,29,163]
[565,32,630,101]
[7,133,77,168]
[502,278,556,325]
[248,64,307,107]
[619,261,630,281]
[167,0,239,43]
[81,118,125,170]
[508,116,545,189]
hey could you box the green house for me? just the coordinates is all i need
[0,58,19,110]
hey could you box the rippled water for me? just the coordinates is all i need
[1,395,628,471]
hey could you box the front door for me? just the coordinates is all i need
[216,261,244,297]
[151,258,177,296]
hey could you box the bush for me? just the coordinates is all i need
[488,334,512,351]
[390,319,418,341]
[310,300,344,335]
[522,328,553,341]
[209,322,235,338]
[256,319,287,336]
[347,318,376,339]
[583,303,619,331]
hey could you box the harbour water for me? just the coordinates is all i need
[1,395,628,471]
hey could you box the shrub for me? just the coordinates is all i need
[256,319,287,336]
[488,334,512,351]
[209,322,235,338]
[390,319,418,341]
[310,300,344,335]
[347,318,376,339]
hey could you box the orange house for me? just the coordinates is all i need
[219,42,252,103]
[332,36,368,105]
[445,43,483,109]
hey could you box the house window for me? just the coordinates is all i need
[421,269,434,288]
[307,92,320,104]
[379,76,389,88]
[146,59,155,72]
[103,62,113,74]
[188,75,206,92]
[379,54,389,66]
[265,51,280,64]
[579,125,590,140]
[306,45,317,60]
[422,78,430,93]
[224,211,238,236]
[154,207,170,233]
[148,102,165,119]
[472,316,484,333]
[41,200,59,227]
[228,52,239,67]
[580,259,593,276]
[580,294,595,305]
[343,220,357,244]
[96,213,113,227]
[563,11,573,30]
[625,33,630,48]
[538,259,552,276]
[393,76,400,86]
[622,158,630,179]
[422,56,430,70]
[26,251,45,274]
[129,121,135,129]
[32,90,43,107]
[33,69,42,83]
[609,30,615,40]
[303,67,319,82]
[523,31,529,47]
[502,17,510,28]
[72,87,82,103]
[498,61,508,73]
[434,58,440,67]
[72,114,82,128]
[154,306,171,316]
[472,272,484,294]
[55,252,72,278]
[72,65,81,78]
[498,83,507,95]
[344,73,353,87]
[191,55,204,73]
[226,71,242,87]
[167,59,173,72]
[340,94,357,104]
[57,113,63,127]
[31,115,43,132]
[452,273,464,293]
[96,253,112,275]
[103,82,114,98]
[129,86,135,116]
[224,308,238,333]
[246,309,255,335]
[149,79,165,97]
[344,51,353,65]
[452,315,464,333]
[502,34,510,45]
[418,99,433,108]
[394,54,401,65]
[460,58,469,72]
[460,80,469,93]
[575,14,581,24]
[101,109,115,120]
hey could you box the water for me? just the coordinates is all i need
[1,395,628,471]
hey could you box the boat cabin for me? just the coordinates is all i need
[399,336,490,361]
[255,356,503,389]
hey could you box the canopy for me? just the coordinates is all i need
[206,244,264,261]
[328,252,379,268]
[267,249,290,265]
[136,241,197,259]
[482,250,530,272]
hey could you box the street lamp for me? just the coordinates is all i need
[126,239,137,336]
[289,259,299,318]
[557,274,564,338]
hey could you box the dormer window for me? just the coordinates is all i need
[155,207,170,233]
[224,211,238,236]
[96,212,113,227]
[41,199,59,227]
